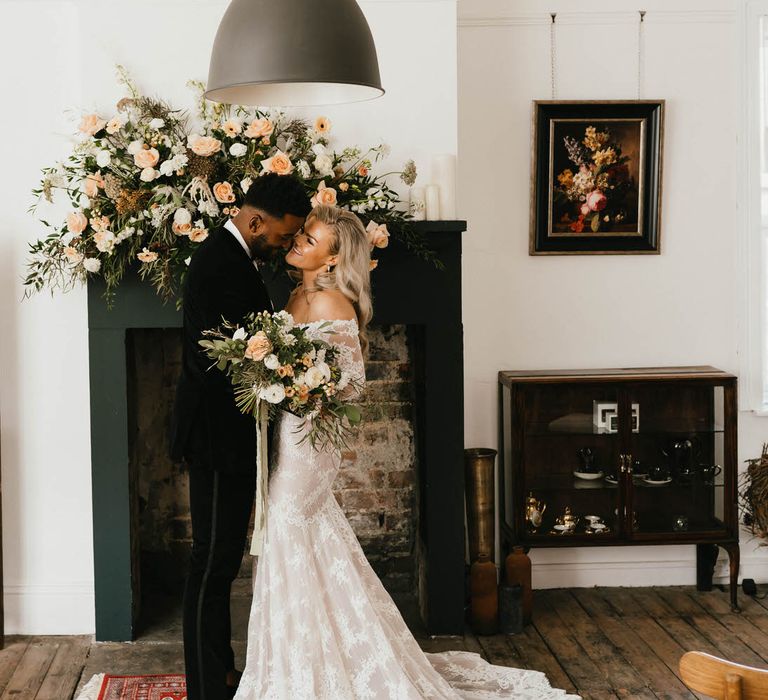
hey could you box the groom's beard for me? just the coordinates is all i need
[250,235,288,263]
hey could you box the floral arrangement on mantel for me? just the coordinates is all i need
[26,67,430,305]
[740,444,768,543]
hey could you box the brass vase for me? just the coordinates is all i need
[464,448,497,562]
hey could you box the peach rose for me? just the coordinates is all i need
[63,246,84,264]
[357,165,369,177]
[366,221,389,249]
[245,331,272,361]
[228,206,240,218]
[189,228,209,243]
[222,119,242,137]
[311,182,337,208]
[173,221,192,236]
[245,118,274,139]
[339,182,349,192]
[261,150,293,176]
[134,147,160,169]
[83,171,105,198]
[213,181,236,203]
[106,116,123,134]
[66,211,88,234]
[79,114,106,136]
[297,384,310,403]
[277,364,294,378]
[137,247,158,263]
[190,135,222,157]
[314,116,331,133]
[369,259,379,271]
[89,215,110,233]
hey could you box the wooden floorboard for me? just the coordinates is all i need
[1,586,766,699]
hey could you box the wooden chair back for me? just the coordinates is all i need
[680,652,768,699]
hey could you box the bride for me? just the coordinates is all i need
[233,205,578,699]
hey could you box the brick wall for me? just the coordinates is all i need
[128,324,420,601]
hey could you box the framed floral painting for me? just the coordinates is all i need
[529,100,664,255]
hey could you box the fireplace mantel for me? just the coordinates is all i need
[88,220,467,641]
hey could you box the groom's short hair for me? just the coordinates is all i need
[244,173,311,220]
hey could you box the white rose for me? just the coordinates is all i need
[315,360,331,382]
[314,154,334,177]
[240,177,253,194]
[127,139,144,155]
[174,208,192,225]
[149,118,165,130]
[96,150,111,167]
[83,257,101,273]
[233,327,247,341]
[140,167,157,182]
[229,143,247,157]
[159,160,175,177]
[304,366,325,390]
[263,354,280,370]
[259,383,286,404]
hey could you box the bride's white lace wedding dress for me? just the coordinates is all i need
[234,319,579,700]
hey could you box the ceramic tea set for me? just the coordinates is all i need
[572,442,722,487]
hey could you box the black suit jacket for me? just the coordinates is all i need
[170,225,272,473]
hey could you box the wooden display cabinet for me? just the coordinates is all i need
[498,367,739,610]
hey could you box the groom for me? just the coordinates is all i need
[170,172,310,700]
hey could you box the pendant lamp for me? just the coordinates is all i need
[205,0,385,106]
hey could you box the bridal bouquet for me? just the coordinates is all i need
[199,310,362,452]
[26,65,428,306]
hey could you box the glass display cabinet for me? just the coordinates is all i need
[498,367,739,610]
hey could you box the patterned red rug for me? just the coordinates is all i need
[76,673,187,700]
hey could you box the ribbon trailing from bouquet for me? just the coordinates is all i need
[250,400,269,556]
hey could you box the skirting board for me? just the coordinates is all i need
[529,527,768,589]
[4,582,95,635]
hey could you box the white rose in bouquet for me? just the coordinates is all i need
[229,143,248,157]
[304,366,326,390]
[259,383,286,404]
[96,150,111,168]
[263,354,280,370]
[127,139,144,155]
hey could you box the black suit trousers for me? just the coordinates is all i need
[183,461,256,700]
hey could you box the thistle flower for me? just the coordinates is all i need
[400,159,417,186]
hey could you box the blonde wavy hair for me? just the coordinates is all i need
[293,205,373,354]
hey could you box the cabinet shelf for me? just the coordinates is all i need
[499,366,739,609]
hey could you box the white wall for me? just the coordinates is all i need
[459,0,768,587]
[0,0,458,634]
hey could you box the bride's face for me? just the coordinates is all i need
[286,217,337,272]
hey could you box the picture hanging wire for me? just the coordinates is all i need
[550,12,557,99]
[637,10,646,98]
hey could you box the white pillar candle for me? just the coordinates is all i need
[432,154,457,220]
[409,186,426,221]
[425,184,441,221]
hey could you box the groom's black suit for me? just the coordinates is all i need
[170,224,271,700]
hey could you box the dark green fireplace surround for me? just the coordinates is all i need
[88,221,467,641]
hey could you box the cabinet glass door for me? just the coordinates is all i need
[626,382,728,538]
[519,383,624,542]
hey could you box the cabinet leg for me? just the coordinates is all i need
[723,543,740,613]
[696,544,718,592]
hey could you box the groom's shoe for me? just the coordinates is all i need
[225,669,242,698]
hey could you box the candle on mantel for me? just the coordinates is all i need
[425,184,441,221]
[409,186,426,221]
[433,154,456,219]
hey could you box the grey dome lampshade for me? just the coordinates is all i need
[205,0,385,107]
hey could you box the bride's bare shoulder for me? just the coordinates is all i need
[306,289,356,322]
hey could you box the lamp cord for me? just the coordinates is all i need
[550,13,557,99]
[637,10,646,99]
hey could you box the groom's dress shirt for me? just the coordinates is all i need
[224,219,259,271]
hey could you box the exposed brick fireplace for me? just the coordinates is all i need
[88,221,466,641]
[128,325,422,603]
